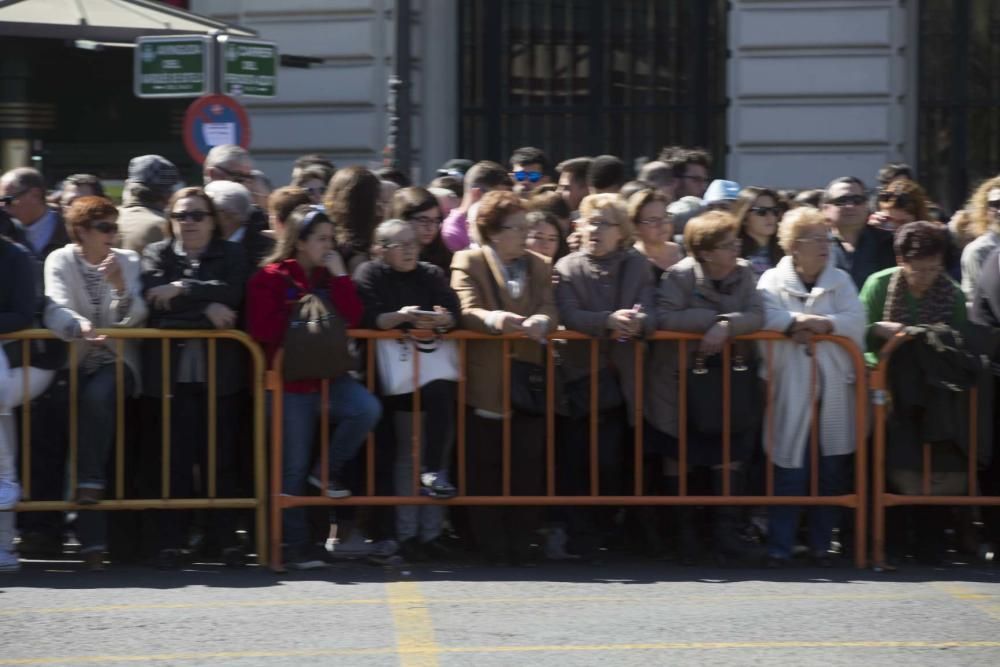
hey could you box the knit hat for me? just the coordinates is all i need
[702,179,741,206]
[127,155,179,189]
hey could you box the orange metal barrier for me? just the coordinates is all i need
[0,329,268,566]
[870,332,996,569]
[268,330,869,571]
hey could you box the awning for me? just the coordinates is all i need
[0,0,256,41]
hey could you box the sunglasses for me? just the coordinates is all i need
[91,221,118,234]
[170,210,210,222]
[749,206,782,217]
[216,164,253,183]
[878,192,913,208]
[513,170,543,183]
[987,199,1000,211]
[0,189,30,206]
[829,194,866,207]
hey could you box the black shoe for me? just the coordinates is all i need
[156,548,183,570]
[222,546,247,568]
[399,538,428,563]
[765,555,790,569]
[811,552,834,568]
[17,532,63,559]
[420,537,456,561]
[285,543,331,570]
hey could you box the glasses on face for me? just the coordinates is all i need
[829,194,866,207]
[0,189,30,206]
[383,240,419,251]
[170,210,210,223]
[796,235,832,246]
[582,219,620,232]
[512,170,543,183]
[750,206,782,217]
[638,216,669,227]
[216,164,253,184]
[500,223,530,234]
[714,239,742,252]
[528,233,559,244]
[878,192,913,209]
[679,173,707,183]
[987,199,1000,211]
[410,215,443,227]
[91,221,119,235]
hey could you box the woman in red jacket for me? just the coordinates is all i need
[247,205,381,569]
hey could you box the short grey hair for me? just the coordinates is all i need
[638,161,674,188]
[204,144,251,172]
[204,180,253,220]
[373,218,412,246]
[1,167,44,192]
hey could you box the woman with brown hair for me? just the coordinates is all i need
[732,186,784,277]
[870,179,930,231]
[392,186,452,272]
[450,190,558,565]
[628,188,682,281]
[322,166,382,273]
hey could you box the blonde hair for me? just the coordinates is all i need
[578,193,633,248]
[966,175,1000,238]
[777,207,828,254]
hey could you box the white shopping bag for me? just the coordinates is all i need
[375,336,459,395]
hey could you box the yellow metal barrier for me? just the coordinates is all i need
[0,329,268,567]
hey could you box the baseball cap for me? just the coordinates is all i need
[702,179,741,206]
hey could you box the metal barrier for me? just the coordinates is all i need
[870,332,996,569]
[269,330,869,570]
[0,329,268,566]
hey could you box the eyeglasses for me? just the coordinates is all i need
[750,206,782,217]
[796,235,833,246]
[638,216,670,226]
[0,189,30,206]
[528,233,559,244]
[582,219,620,231]
[714,239,742,251]
[512,171,543,183]
[410,215,443,227]
[500,223,530,234]
[987,199,1000,211]
[383,240,418,251]
[829,194,866,207]
[216,164,253,184]
[878,192,913,209]
[679,173,707,183]
[91,221,119,235]
[170,210,210,222]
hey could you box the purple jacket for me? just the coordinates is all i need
[441,209,470,252]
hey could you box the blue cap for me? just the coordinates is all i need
[702,179,741,205]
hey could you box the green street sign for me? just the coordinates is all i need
[134,35,212,98]
[219,37,278,98]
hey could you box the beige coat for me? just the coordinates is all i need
[450,247,558,413]
[554,249,655,424]
[644,256,763,437]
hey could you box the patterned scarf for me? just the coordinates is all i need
[883,267,955,325]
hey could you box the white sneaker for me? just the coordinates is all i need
[329,532,373,559]
[0,549,20,573]
[0,480,20,511]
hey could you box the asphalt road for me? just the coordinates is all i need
[3,559,1000,667]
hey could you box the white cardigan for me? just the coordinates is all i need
[756,256,866,468]
[42,245,147,395]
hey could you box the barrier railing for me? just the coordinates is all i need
[269,330,869,571]
[0,329,268,566]
[870,332,996,569]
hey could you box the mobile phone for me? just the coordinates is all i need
[411,309,438,317]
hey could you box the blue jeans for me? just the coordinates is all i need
[280,376,382,547]
[768,451,851,559]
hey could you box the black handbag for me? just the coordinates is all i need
[686,352,759,436]
[509,358,548,415]
[281,275,355,382]
[557,365,625,418]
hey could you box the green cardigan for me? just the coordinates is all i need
[858,266,967,366]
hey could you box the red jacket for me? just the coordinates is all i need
[247,258,363,393]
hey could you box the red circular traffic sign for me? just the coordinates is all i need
[182,94,251,164]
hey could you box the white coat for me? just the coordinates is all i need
[756,256,866,468]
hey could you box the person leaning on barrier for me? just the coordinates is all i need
[644,210,765,565]
[354,219,462,561]
[247,205,381,571]
[0,234,56,573]
[756,208,866,568]
[42,197,147,570]
[553,193,655,557]
[139,187,249,570]
[450,190,558,566]
[960,175,1000,304]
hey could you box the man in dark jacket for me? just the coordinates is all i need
[204,180,274,270]
[1,167,68,261]
[823,176,895,289]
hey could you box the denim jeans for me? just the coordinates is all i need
[392,411,444,543]
[280,376,382,547]
[768,450,851,559]
[78,364,136,490]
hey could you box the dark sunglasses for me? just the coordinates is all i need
[0,189,30,206]
[987,199,1000,211]
[513,170,543,183]
[170,210,210,222]
[91,221,118,234]
[216,165,253,183]
[878,192,913,208]
[749,206,782,217]
[829,194,866,207]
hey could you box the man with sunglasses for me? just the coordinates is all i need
[822,176,894,289]
[0,167,68,261]
[509,146,551,195]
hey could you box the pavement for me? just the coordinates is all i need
[2,557,1000,666]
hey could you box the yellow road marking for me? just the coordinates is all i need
[932,583,1000,622]
[3,641,1000,665]
[0,592,923,616]
[386,581,440,667]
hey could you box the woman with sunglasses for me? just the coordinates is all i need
[42,196,147,570]
[732,186,785,278]
[960,175,1000,303]
[870,179,930,231]
[140,187,249,569]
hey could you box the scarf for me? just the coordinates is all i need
[883,267,955,325]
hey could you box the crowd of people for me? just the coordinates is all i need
[0,143,998,573]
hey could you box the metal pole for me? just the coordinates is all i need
[391,0,413,171]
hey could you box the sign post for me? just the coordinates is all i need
[182,95,251,164]
[134,35,213,98]
[218,36,278,98]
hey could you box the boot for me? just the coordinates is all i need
[665,474,699,565]
[711,468,764,565]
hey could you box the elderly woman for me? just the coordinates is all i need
[392,186,452,272]
[628,189,682,281]
[140,187,249,569]
[42,196,147,569]
[733,186,784,277]
[645,211,764,564]
[960,176,1000,302]
[451,190,558,565]
[554,193,655,555]
[354,219,462,561]
[757,208,865,567]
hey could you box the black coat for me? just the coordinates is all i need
[240,207,275,269]
[140,238,249,397]
[0,239,36,334]
[833,225,895,290]
[352,259,461,329]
